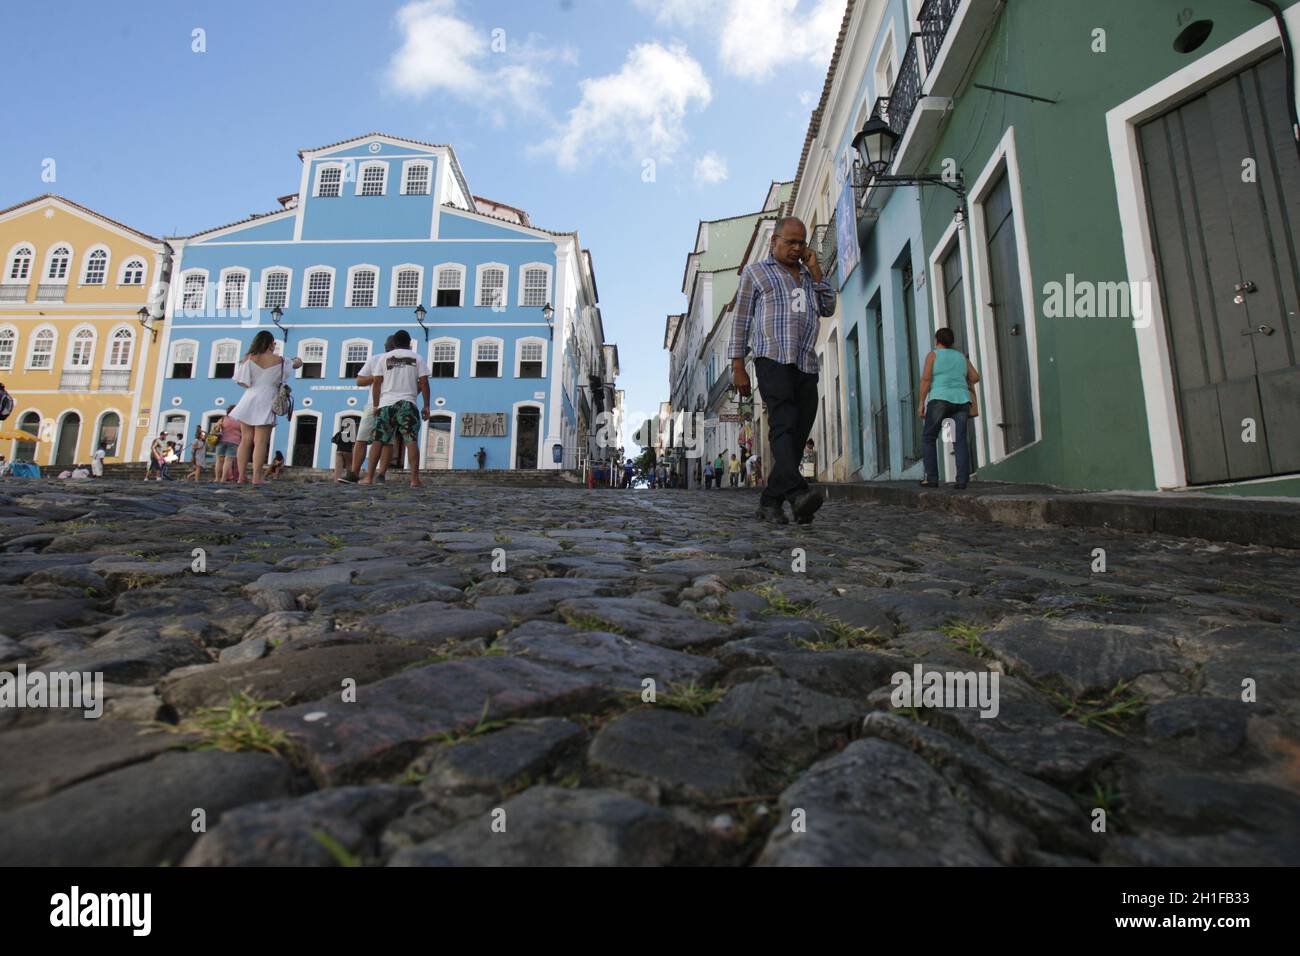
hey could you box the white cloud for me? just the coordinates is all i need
[542,42,712,170]
[636,0,844,81]
[632,0,704,28]
[693,152,729,185]
[386,0,570,115]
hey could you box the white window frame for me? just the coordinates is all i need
[179,269,209,313]
[5,243,34,284]
[508,400,545,472]
[434,264,466,307]
[875,30,897,104]
[259,266,292,310]
[470,335,504,378]
[26,325,57,370]
[517,263,552,308]
[168,338,200,379]
[80,245,111,286]
[92,408,125,458]
[475,262,508,309]
[928,216,986,471]
[513,336,549,378]
[345,264,380,308]
[289,410,324,468]
[296,338,328,380]
[208,337,243,379]
[339,337,372,378]
[301,266,336,308]
[218,267,250,312]
[65,325,97,369]
[43,243,73,283]
[105,325,135,370]
[355,160,388,197]
[389,264,424,308]
[117,257,147,286]
[10,407,43,462]
[313,162,347,197]
[400,159,433,196]
[0,325,17,370]
[428,337,461,378]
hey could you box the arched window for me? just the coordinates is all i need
[436,265,463,307]
[298,339,326,379]
[170,340,197,378]
[95,412,121,456]
[516,337,547,378]
[347,266,378,308]
[303,268,333,308]
[46,245,71,281]
[430,338,458,378]
[314,163,344,197]
[28,328,55,369]
[119,258,146,285]
[341,339,371,378]
[261,269,290,309]
[402,161,432,195]
[107,328,134,368]
[7,245,33,282]
[0,328,15,370]
[82,248,109,285]
[476,265,506,308]
[472,337,502,377]
[357,161,387,196]
[68,327,95,367]
[220,269,248,310]
[520,266,550,307]
[211,339,240,378]
[392,266,421,308]
[180,272,208,311]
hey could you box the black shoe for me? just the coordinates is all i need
[954,482,968,490]
[790,489,825,524]
[918,479,940,488]
[756,504,788,525]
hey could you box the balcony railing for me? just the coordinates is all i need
[59,369,92,390]
[812,212,838,279]
[0,284,28,302]
[707,363,733,409]
[888,35,924,142]
[35,284,67,302]
[919,0,960,71]
[99,369,132,391]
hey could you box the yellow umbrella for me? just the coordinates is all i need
[0,430,46,442]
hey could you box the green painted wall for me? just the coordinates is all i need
[917,0,1298,490]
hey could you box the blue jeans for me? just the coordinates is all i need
[922,400,971,485]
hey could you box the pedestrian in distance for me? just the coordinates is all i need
[360,329,430,488]
[730,216,837,525]
[918,326,981,490]
[475,447,487,470]
[229,331,301,486]
[267,450,285,479]
[211,416,240,482]
[703,458,714,489]
[91,445,106,478]
[729,453,741,488]
[145,430,168,481]
[332,419,356,482]
[186,427,207,482]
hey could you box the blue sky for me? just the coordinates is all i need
[0,0,844,433]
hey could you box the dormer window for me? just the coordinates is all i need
[402,161,431,195]
[358,162,387,197]
[316,165,343,198]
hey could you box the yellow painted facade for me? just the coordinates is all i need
[0,195,169,468]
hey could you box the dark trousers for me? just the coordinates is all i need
[755,357,819,507]
[922,399,971,484]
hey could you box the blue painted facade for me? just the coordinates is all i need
[830,0,935,481]
[154,135,570,471]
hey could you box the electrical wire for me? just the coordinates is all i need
[1247,0,1300,164]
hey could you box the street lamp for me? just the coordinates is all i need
[542,302,555,340]
[414,304,428,342]
[851,108,966,220]
[136,306,157,343]
[269,305,289,345]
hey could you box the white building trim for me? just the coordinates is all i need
[508,400,545,471]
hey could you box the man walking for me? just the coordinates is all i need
[729,217,836,524]
[360,330,429,488]
[728,453,741,488]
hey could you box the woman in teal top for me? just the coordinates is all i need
[917,327,981,489]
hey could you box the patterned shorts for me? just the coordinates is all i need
[374,401,421,445]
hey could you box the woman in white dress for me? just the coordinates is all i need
[229,331,301,485]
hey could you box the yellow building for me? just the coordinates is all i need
[0,195,170,468]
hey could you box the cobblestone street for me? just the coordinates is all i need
[2,479,1298,866]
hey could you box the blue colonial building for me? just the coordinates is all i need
[150,133,614,471]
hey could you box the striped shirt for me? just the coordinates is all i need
[727,255,837,375]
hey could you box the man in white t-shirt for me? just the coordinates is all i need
[360,329,430,488]
[345,335,395,483]
[91,446,106,477]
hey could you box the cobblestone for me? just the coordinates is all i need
[0,479,1297,865]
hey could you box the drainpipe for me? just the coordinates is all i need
[1245,0,1300,163]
